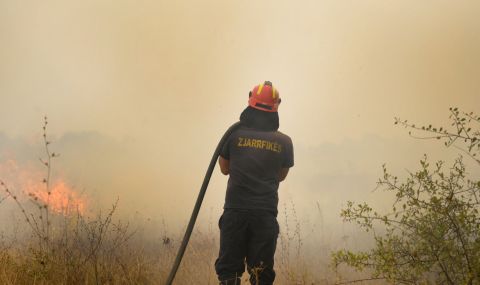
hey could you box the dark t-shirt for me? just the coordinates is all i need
[220,126,294,214]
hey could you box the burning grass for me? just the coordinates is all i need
[0,192,378,284]
[0,118,381,284]
[0,200,338,284]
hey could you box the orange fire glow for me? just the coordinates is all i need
[29,181,87,215]
[1,159,88,215]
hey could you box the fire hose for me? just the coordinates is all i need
[165,121,242,285]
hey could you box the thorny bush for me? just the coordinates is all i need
[333,108,480,285]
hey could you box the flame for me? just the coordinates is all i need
[1,159,88,216]
[29,181,87,215]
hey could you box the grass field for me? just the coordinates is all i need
[0,119,384,284]
[0,194,385,285]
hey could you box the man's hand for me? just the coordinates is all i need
[219,156,230,175]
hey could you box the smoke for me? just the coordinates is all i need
[1,0,479,262]
[0,128,463,221]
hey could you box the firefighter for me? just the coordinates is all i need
[215,81,294,285]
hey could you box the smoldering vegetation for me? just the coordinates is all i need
[0,122,386,284]
[0,191,380,284]
[0,118,471,284]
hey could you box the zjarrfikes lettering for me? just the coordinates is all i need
[237,137,282,153]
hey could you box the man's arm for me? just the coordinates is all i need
[279,168,289,182]
[280,136,294,182]
[218,156,230,175]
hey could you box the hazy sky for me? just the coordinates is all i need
[1,1,479,234]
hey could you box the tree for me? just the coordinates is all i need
[332,108,480,285]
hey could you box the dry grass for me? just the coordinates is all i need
[0,196,385,285]
[0,118,384,284]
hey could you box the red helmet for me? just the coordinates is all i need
[248,81,281,112]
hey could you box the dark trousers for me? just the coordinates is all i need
[215,209,279,285]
